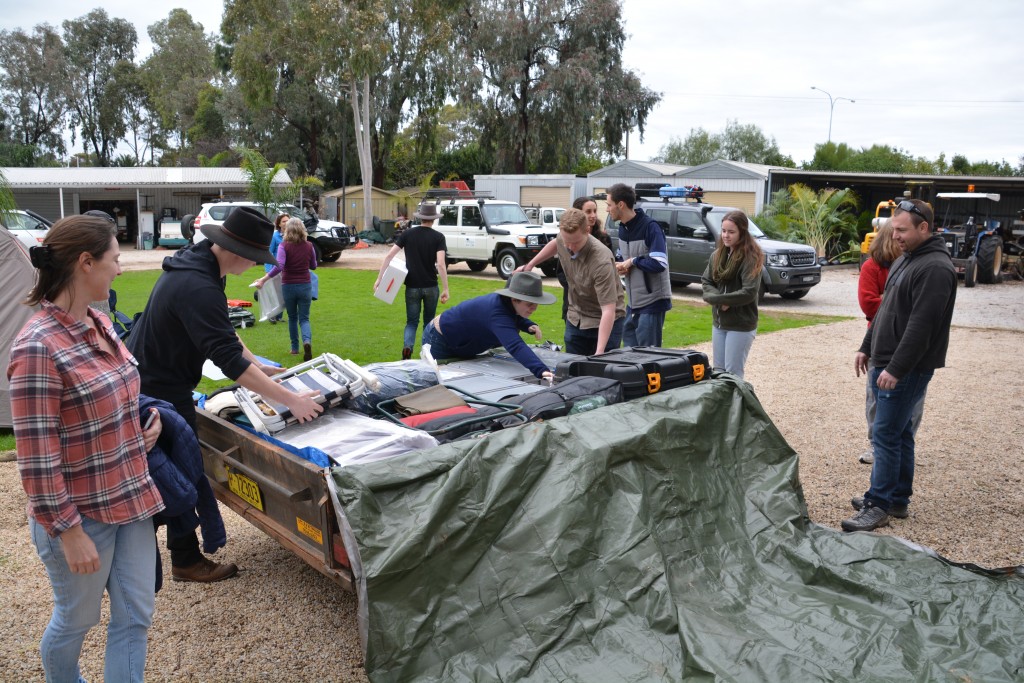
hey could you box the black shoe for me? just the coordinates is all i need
[851,496,908,519]
[841,505,890,532]
[401,347,412,360]
[303,342,312,361]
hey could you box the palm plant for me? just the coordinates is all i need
[785,184,859,259]
[234,146,287,214]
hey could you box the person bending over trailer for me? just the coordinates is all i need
[422,271,556,381]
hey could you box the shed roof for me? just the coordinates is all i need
[1,167,291,189]
[677,159,781,180]
[588,160,686,177]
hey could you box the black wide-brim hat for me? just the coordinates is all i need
[200,206,276,265]
[495,271,556,305]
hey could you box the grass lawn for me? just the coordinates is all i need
[0,267,842,452]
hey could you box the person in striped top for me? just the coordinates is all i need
[8,214,165,683]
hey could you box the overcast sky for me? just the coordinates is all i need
[3,0,1022,167]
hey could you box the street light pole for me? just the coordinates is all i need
[810,86,855,143]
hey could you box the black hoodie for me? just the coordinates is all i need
[127,241,251,405]
[858,234,956,379]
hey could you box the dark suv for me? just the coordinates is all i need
[609,186,821,300]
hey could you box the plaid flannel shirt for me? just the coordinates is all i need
[8,300,163,537]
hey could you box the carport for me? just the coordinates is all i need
[2,167,291,247]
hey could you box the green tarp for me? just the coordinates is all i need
[331,376,1024,682]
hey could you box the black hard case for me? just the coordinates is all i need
[554,347,709,400]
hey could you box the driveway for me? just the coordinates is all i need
[121,244,1024,331]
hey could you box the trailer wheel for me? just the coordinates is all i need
[964,256,978,288]
[780,289,809,300]
[976,236,1003,284]
[757,278,767,303]
[540,261,558,278]
[467,260,488,272]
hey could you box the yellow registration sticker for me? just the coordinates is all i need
[227,468,264,512]
[296,518,323,545]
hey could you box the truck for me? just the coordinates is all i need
[425,189,560,279]
[522,206,565,232]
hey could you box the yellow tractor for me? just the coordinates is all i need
[859,200,897,267]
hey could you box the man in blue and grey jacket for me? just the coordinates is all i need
[607,183,672,347]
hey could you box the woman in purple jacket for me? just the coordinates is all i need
[255,218,317,360]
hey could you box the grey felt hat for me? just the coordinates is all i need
[495,271,556,305]
[414,202,440,221]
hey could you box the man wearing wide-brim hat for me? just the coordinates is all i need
[421,271,556,380]
[374,201,450,360]
[127,206,323,583]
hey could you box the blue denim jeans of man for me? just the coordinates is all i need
[404,286,440,350]
[564,317,625,355]
[623,309,666,348]
[282,282,313,352]
[865,366,934,512]
[30,515,157,683]
[711,327,757,380]
[866,361,926,443]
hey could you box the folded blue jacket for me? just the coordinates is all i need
[140,395,227,554]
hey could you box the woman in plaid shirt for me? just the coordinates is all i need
[8,215,165,683]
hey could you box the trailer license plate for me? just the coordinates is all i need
[227,468,264,512]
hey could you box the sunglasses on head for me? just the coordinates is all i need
[897,200,928,223]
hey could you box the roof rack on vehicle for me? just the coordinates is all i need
[423,188,495,201]
[634,183,705,202]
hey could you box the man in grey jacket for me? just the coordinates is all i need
[842,199,956,532]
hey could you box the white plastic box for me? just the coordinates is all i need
[374,259,407,304]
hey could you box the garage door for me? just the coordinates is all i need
[520,186,571,210]
[702,191,756,215]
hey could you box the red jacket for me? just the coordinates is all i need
[857,258,889,324]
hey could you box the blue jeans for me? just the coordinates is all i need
[30,515,157,683]
[623,309,666,348]
[404,286,440,350]
[711,327,757,380]
[282,282,313,352]
[421,323,458,360]
[564,317,625,355]
[865,367,934,512]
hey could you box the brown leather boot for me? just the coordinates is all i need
[303,342,312,361]
[171,556,239,583]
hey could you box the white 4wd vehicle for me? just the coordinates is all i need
[189,201,356,263]
[429,192,560,279]
[523,206,565,232]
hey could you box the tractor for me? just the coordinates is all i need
[935,192,1003,287]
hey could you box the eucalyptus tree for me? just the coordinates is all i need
[657,121,793,167]
[62,10,138,166]
[221,0,346,177]
[142,9,218,161]
[0,24,70,161]
[455,0,660,173]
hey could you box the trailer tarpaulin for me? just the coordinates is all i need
[331,375,1024,682]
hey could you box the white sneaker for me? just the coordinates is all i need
[858,450,874,464]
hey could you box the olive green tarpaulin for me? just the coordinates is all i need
[330,376,1024,682]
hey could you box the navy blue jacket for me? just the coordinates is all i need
[140,395,226,554]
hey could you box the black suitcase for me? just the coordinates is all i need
[554,347,709,400]
[501,376,623,423]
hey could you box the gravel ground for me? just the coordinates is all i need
[2,246,1021,682]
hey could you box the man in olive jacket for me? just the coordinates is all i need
[843,199,956,532]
